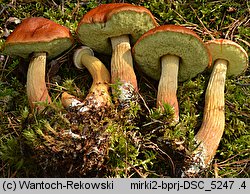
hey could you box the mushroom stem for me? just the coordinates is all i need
[62,48,111,110]
[80,52,111,107]
[195,59,227,166]
[26,52,51,111]
[110,35,138,102]
[61,92,83,109]
[157,54,179,122]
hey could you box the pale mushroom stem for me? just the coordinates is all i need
[157,54,179,122]
[195,59,227,166]
[26,52,51,111]
[110,35,138,102]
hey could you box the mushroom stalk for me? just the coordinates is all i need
[61,92,82,109]
[157,54,179,122]
[195,59,227,166]
[110,35,138,103]
[80,53,111,107]
[62,50,110,110]
[26,52,51,111]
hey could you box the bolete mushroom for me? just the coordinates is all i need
[186,39,248,174]
[2,17,74,111]
[76,3,158,105]
[132,25,211,122]
[61,46,111,112]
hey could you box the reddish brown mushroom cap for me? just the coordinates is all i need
[76,3,158,55]
[132,25,212,82]
[80,3,157,24]
[3,17,74,59]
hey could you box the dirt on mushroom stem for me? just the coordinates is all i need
[110,34,139,107]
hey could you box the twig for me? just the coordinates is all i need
[138,92,150,114]
[235,82,250,86]
[0,5,7,16]
[172,9,189,23]
[190,5,215,40]
[217,150,250,165]
[61,0,64,14]
[235,38,250,48]
[143,140,176,176]
[219,11,226,31]
[217,159,250,167]
[231,17,248,40]
[226,100,250,118]
[1,56,9,80]
[213,162,219,178]
[237,162,249,177]
[7,116,19,137]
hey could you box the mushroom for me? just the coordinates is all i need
[2,17,74,111]
[186,39,248,174]
[61,46,111,112]
[76,3,158,105]
[132,25,211,122]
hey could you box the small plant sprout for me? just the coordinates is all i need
[185,39,248,175]
[61,46,111,112]
[76,3,158,106]
[132,25,211,123]
[2,17,74,111]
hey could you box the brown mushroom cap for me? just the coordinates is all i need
[3,17,74,59]
[205,39,248,76]
[132,25,212,82]
[76,3,158,55]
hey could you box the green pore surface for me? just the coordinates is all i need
[3,38,73,60]
[77,11,157,55]
[133,31,210,82]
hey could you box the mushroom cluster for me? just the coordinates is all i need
[76,3,158,106]
[2,2,248,177]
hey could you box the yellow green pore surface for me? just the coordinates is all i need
[133,30,211,82]
[206,40,249,77]
[2,38,73,60]
[77,11,157,55]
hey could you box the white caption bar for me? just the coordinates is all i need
[0,178,248,194]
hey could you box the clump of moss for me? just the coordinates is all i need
[21,103,109,177]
